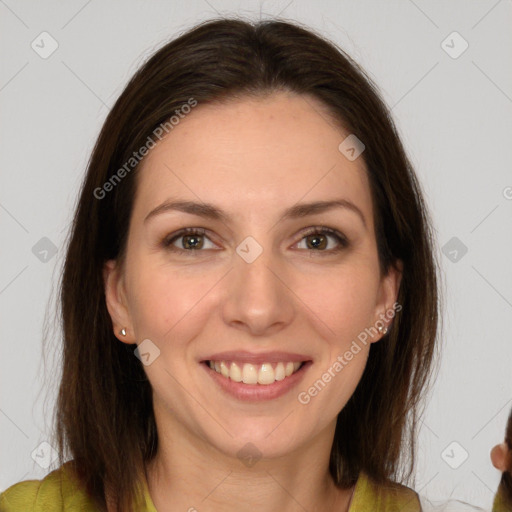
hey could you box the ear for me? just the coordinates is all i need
[103,259,135,344]
[491,442,511,472]
[371,259,403,342]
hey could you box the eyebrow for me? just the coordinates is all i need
[144,198,367,229]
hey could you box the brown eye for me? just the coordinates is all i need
[180,234,204,250]
[162,226,349,257]
[163,228,216,253]
[296,227,349,253]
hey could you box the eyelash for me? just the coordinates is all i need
[162,226,349,256]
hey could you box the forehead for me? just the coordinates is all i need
[132,91,373,225]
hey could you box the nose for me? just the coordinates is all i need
[221,239,295,337]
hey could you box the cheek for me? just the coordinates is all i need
[126,259,219,343]
[299,266,380,339]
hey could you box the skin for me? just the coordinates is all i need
[104,91,402,512]
[491,442,511,472]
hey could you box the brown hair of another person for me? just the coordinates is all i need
[498,408,512,505]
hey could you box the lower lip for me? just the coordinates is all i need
[202,361,312,402]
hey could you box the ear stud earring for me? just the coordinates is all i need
[119,328,127,336]
[377,325,388,335]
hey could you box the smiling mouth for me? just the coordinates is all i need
[203,360,306,385]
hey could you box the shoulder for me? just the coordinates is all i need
[492,484,509,512]
[0,461,97,512]
[350,471,421,512]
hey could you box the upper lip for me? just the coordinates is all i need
[201,350,312,365]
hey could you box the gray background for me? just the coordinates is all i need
[1,1,511,509]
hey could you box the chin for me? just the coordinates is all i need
[202,420,308,463]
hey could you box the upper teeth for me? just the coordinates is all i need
[208,361,302,385]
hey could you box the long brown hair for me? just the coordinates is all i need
[48,17,441,511]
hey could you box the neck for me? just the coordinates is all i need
[144,410,355,512]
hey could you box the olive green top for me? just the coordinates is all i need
[1,461,422,511]
[492,485,510,512]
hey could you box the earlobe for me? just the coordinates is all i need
[103,259,134,344]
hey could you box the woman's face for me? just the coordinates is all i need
[104,91,402,460]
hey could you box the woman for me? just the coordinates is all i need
[491,407,512,511]
[0,17,440,511]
